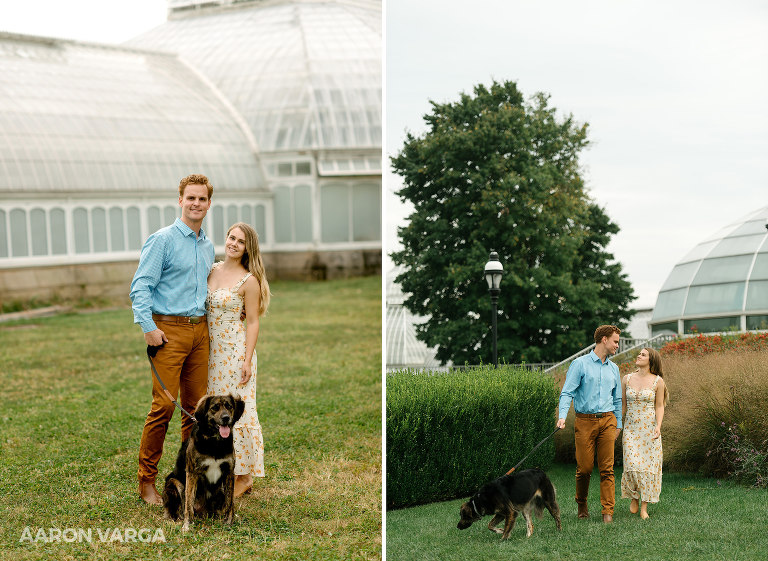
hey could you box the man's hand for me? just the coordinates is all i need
[556,418,566,430]
[614,428,622,441]
[144,329,168,347]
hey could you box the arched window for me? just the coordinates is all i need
[109,207,125,251]
[126,207,142,250]
[352,183,381,242]
[147,206,162,235]
[73,207,90,254]
[92,208,107,253]
[294,185,312,243]
[0,209,7,258]
[50,208,67,255]
[254,205,266,244]
[30,208,48,256]
[10,209,28,257]
[320,184,349,243]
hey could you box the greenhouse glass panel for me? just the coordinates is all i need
[746,280,768,312]
[352,183,380,242]
[50,209,67,255]
[684,317,739,334]
[10,209,28,257]
[227,205,239,230]
[747,315,768,330]
[0,210,7,258]
[678,240,717,264]
[749,254,768,281]
[650,288,686,320]
[684,283,745,315]
[651,321,678,336]
[294,185,312,243]
[320,184,349,243]
[254,205,266,244]
[73,208,89,254]
[241,205,252,227]
[126,207,142,250]
[659,261,699,290]
[692,255,753,285]
[92,208,108,253]
[30,208,48,256]
[109,207,125,252]
[273,186,292,243]
[147,207,161,235]
[212,206,225,245]
[163,207,177,227]
[708,234,764,258]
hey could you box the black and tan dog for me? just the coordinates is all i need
[457,468,561,539]
[162,394,245,532]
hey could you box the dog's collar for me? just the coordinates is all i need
[471,498,482,517]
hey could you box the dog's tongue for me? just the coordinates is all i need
[219,426,231,438]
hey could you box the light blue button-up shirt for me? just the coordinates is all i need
[130,218,215,333]
[558,350,623,429]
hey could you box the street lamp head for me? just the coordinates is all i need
[484,251,504,292]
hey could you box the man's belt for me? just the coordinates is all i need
[152,313,206,325]
[575,412,612,419]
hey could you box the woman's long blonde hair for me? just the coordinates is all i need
[645,347,670,405]
[228,222,270,316]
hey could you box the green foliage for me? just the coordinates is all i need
[391,80,634,365]
[386,365,560,508]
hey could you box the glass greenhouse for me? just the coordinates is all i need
[650,206,768,335]
[0,0,381,301]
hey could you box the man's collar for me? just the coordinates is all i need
[173,218,207,240]
[589,350,610,364]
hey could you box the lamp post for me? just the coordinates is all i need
[484,251,504,368]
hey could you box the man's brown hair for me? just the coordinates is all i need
[594,324,620,344]
[178,174,213,199]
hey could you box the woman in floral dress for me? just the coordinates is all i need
[620,347,669,519]
[207,222,271,498]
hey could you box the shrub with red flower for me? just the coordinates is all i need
[659,332,768,357]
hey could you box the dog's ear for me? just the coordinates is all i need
[231,395,246,424]
[194,395,212,429]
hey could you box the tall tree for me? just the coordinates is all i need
[391,80,634,365]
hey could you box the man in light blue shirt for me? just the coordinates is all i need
[556,325,623,523]
[130,174,215,505]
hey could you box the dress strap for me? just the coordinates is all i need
[233,272,252,290]
[652,375,660,390]
[211,261,224,271]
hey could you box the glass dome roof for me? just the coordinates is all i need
[651,206,768,327]
[126,0,381,154]
[0,32,266,193]
[386,266,442,369]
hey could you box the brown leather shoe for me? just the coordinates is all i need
[139,481,162,506]
[577,503,589,519]
[602,514,613,524]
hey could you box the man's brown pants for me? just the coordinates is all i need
[137,319,209,484]
[574,412,617,515]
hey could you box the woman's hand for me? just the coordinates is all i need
[651,426,661,439]
[239,363,252,386]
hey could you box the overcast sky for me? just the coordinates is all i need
[3,1,767,309]
[386,0,768,308]
[0,1,165,44]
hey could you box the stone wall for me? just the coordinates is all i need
[0,249,382,306]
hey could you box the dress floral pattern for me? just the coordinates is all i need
[207,264,265,478]
[621,373,662,503]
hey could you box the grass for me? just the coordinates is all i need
[385,463,767,561]
[0,276,382,560]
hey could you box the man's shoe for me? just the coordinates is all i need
[139,481,162,505]
[602,514,613,524]
[577,503,589,519]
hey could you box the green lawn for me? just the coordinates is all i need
[386,463,767,561]
[0,276,382,560]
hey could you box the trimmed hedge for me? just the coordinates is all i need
[386,365,560,509]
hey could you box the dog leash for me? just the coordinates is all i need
[146,344,197,422]
[505,427,561,475]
